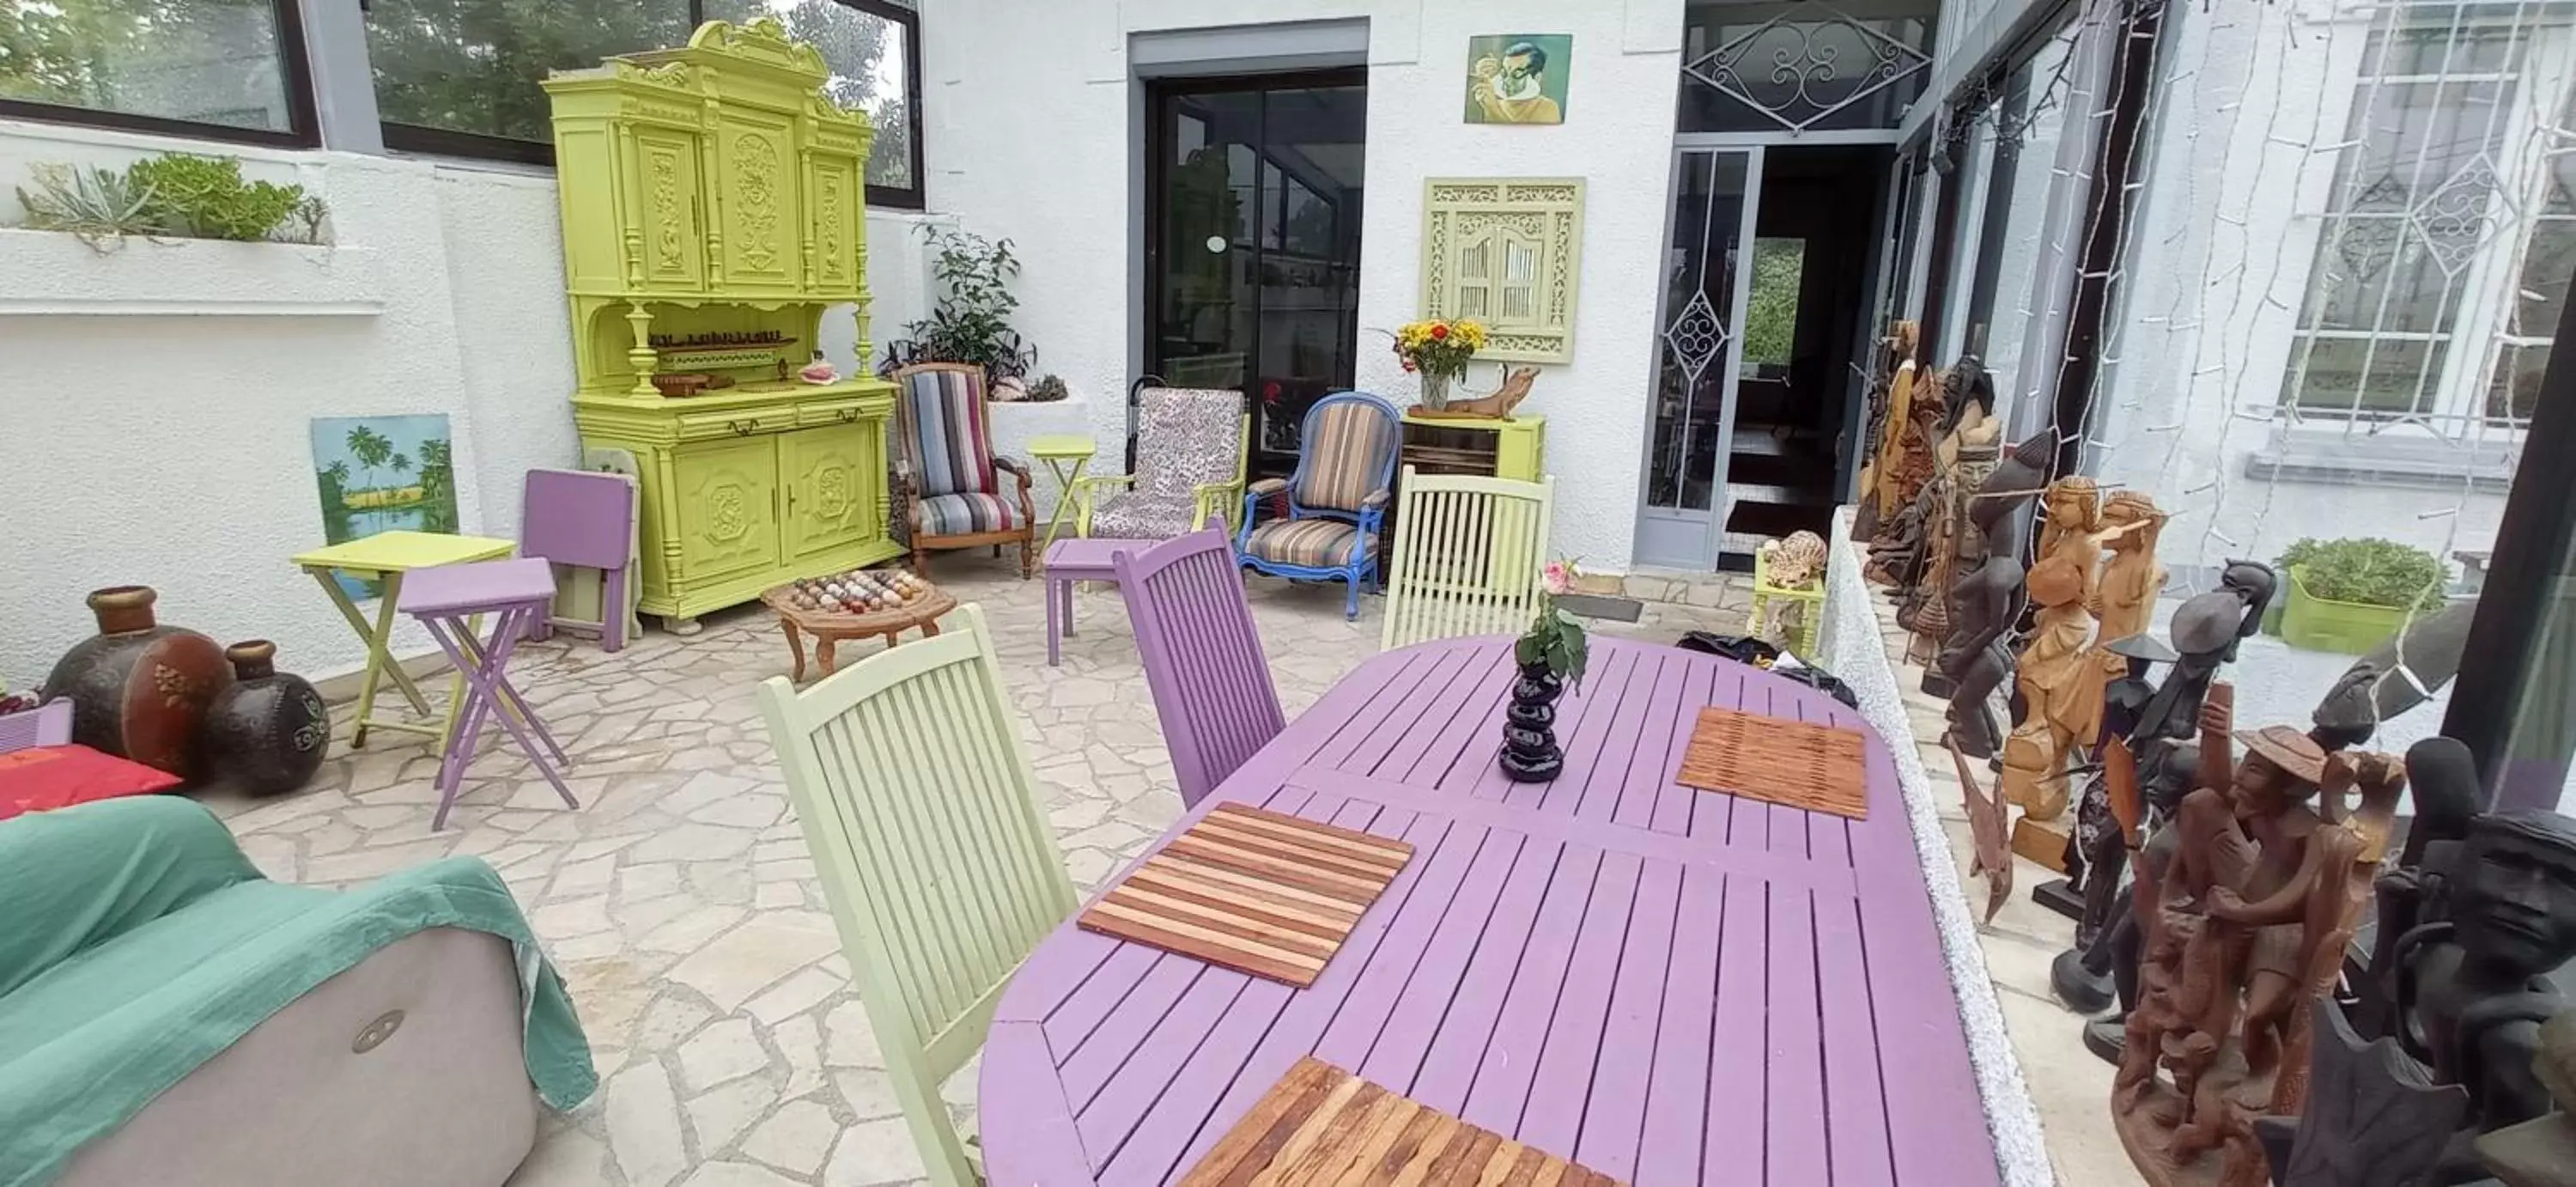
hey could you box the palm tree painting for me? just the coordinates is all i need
[309,414,463,599]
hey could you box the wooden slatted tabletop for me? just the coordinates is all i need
[981,636,1999,1187]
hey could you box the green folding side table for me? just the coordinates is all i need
[1026,434,1097,552]
[293,530,515,747]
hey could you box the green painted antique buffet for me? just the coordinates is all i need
[544,19,898,634]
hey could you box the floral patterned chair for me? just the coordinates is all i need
[1076,387,1249,541]
[1234,391,1403,619]
[891,363,1035,578]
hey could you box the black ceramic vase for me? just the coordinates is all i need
[1499,660,1564,782]
[201,641,329,796]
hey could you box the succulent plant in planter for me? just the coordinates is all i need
[2276,537,2451,654]
[13,153,327,247]
[1026,374,1069,403]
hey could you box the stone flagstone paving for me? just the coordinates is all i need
[197,557,1755,1187]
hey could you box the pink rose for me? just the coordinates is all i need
[1543,561,1571,595]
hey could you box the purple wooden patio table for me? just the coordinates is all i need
[981,636,1998,1187]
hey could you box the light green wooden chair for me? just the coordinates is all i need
[1381,466,1558,650]
[754,604,1078,1187]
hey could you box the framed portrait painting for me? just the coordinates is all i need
[1465,34,1571,125]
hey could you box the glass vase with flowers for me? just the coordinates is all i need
[1393,318,1488,410]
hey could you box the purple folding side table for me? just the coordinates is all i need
[398,558,579,831]
[1042,537,1130,666]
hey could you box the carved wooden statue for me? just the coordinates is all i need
[2055,563,2265,928]
[1863,358,1950,587]
[2384,807,2576,1183]
[1935,432,2053,751]
[2350,738,2486,1041]
[1862,321,1923,541]
[2001,477,2108,822]
[2113,679,2404,1187]
[1899,362,2002,664]
[2476,1010,2576,1186]
[1951,740,2014,925]
[2093,490,2167,648]
[2256,1001,2469,1187]
[1854,321,1919,543]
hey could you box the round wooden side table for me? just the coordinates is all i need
[759,581,959,681]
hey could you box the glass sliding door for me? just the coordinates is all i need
[1145,72,1365,477]
[1635,146,1763,570]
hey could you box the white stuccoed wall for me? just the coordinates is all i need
[920,0,1686,571]
[0,119,935,685]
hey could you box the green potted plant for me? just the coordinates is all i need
[879,225,1035,383]
[2275,537,2451,654]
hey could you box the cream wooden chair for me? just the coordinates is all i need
[1380,467,1558,650]
[754,605,1078,1187]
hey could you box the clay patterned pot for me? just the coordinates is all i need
[40,586,232,778]
[201,641,330,796]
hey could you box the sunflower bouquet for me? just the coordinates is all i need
[1392,318,1488,406]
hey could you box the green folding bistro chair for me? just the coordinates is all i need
[754,605,1078,1187]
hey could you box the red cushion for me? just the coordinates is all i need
[0,744,184,821]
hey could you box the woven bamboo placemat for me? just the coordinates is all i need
[1181,1056,1624,1186]
[1675,706,1869,819]
[1078,803,1413,988]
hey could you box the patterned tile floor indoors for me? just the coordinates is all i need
[195,555,1759,1187]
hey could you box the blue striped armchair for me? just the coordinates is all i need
[1235,391,1402,619]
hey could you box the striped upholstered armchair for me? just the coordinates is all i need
[891,363,1036,578]
[1234,391,1402,619]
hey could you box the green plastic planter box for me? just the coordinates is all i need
[2280,564,2415,654]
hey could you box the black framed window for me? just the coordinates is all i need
[364,0,925,209]
[0,0,319,147]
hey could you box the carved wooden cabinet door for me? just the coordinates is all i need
[805,150,864,295]
[630,126,706,291]
[781,422,884,561]
[713,113,800,291]
[672,436,781,585]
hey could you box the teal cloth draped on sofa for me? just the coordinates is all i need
[0,796,595,1186]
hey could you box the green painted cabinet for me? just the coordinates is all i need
[673,437,780,585]
[545,19,899,631]
[781,422,885,562]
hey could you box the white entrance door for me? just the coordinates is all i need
[1634,146,1764,571]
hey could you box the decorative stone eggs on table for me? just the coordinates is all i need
[787,568,927,615]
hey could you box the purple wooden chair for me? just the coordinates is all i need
[1112,528,1285,807]
[521,468,637,652]
[0,698,72,754]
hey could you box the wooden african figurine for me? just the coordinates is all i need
[1899,362,2002,662]
[1865,354,1949,583]
[2113,679,2404,1187]
[1950,740,2014,925]
[2000,477,2108,822]
[1863,321,1923,529]
[2256,1000,2468,1187]
[1935,432,2053,750]
[2385,807,2576,1182]
[2094,490,2168,648]
[1853,331,1900,543]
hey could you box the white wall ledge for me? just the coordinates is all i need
[0,228,386,317]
